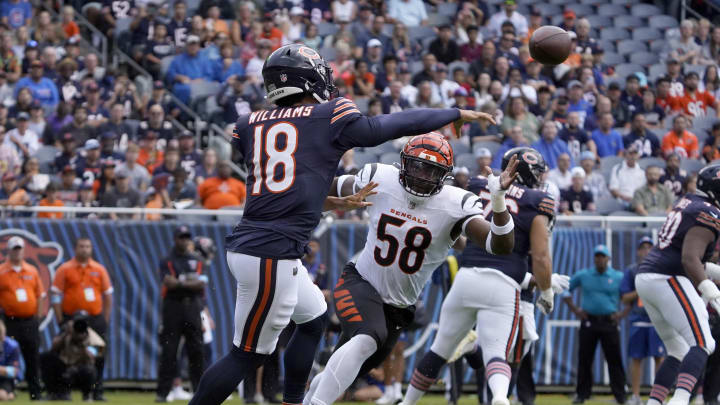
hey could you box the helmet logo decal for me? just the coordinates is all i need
[522,151,539,164]
[280,73,287,82]
[298,46,321,60]
[419,152,437,162]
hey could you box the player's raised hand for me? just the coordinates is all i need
[497,155,520,190]
[452,110,496,139]
[326,182,379,211]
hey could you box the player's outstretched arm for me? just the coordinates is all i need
[323,176,378,211]
[683,226,720,312]
[529,214,555,314]
[338,108,496,149]
[464,156,520,255]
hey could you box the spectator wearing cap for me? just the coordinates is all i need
[579,152,609,200]
[488,0,527,39]
[167,35,219,104]
[430,63,460,108]
[670,72,720,119]
[20,41,39,76]
[567,80,594,129]
[178,132,203,180]
[429,25,460,66]
[139,104,174,144]
[412,53,437,87]
[6,112,38,158]
[60,105,94,147]
[380,81,411,114]
[558,9,576,33]
[0,235,45,401]
[365,39,385,76]
[606,83,630,128]
[0,129,20,179]
[662,115,699,159]
[502,96,540,144]
[636,89,666,130]
[198,160,246,209]
[75,182,98,218]
[53,133,79,173]
[144,24,176,80]
[491,125,529,169]
[546,96,570,128]
[0,33,20,83]
[138,131,164,174]
[168,1,192,48]
[546,152,573,190]
[57,166,80,205]
[559,111,596,163]
[473,147,492,177]
[619,237,665,405]
[100,166,142,220]
[453,87,471,111]
[37,182,64,219]
[52,238,112,400]
[591,113,624,158]
[217,76,252,125]
[115,143,151,192]
[27,102,45,137]
[0,173,29,210]
[286,6,307,42]
[387,0,428,27]
[1,0,31,29]
[156,225,207,402]
[563,244,627,405]
[100,104,132,150]
[84,83,109,128]
[632,165,674,216]
[168,167,197,202]
[623,113,661,159]
[75,139,102,185]
[609,145,645,205]
[668,19,701,65]
[560,167,595,214]
[14,60,59,108]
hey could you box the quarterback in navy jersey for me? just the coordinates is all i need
[190,44,497,405]
[636,164,720,405]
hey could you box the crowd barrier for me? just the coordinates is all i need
[0,211,668,386]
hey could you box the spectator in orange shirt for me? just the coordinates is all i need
[344,59,376,97]
[662,115,699,159]
[51,238,113,401]
[197,161,246,209]
[260,15,284,51]
[61,6,80,39]
[0,236,46,400]
[37,183,64,219]
[703,122,720,162]
[205,5,229,37]
[137,132,165,173]
[0,174,30,211]
[670,71,720,118]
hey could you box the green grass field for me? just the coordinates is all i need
[4,393,628,404]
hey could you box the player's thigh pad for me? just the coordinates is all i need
[637,273,714,356]
[473,269,521,364]
[429,270,485,359]
[227,252,299,354]
[291,263,328,324]
[334,264,388,346]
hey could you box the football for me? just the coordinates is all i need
[529,25,573,65]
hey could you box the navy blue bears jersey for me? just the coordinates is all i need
[459,176,555,285]
[225,98,461,259]
[639,194,720,276]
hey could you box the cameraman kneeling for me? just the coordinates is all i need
[40,313,105,401]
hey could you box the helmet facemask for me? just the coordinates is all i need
[400,154,452,197]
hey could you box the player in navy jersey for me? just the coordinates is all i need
[636,164,720,405]
[189,44,497,405]
[402,147,560,405]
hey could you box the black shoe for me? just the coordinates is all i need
[155,395,169,403]
[572,396,586,404]
[50,392,72,401]
[706,401,720,405]
[82,392,91,401]
[93,393,108,401]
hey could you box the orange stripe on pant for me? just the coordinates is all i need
[668,277,706,349]
[505,290,520,360]
[243,258,274,351]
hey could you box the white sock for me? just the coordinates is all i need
[486,361,512,402]
[402,385,425,405]
[393,382,402,396]
[311,334,378,405]
[303,372,323,405]
[669,389,692,405]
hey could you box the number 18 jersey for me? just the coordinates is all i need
[352,163,485,307]
[639,194,720,277]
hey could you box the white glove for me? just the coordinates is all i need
[537,288,554,315]
[551,274,570,294]
[698,279,720,314]
[705,262,720,281]
[486,173,507,213]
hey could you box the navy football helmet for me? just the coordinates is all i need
[262,44,336,104]
[501,147,546,189]
[697,164,720,208]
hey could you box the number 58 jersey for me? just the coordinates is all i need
[353,163,486,308]
[639,194,720,276]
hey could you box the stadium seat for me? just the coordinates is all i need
[648,64,667,81]
[693,129,710,147]
[613,63,645,81]
[629,52,660,66]
[319,47,337,61]
[380,152,398,165]
[616,40,648,55]
[448,61,470,75]
[632,28,662,42]
[455,153,478,174]
[638,157,667,170]
[317,22,339,37]
[437,2,458,16]
[631,3,662,17]
[597,39,617,53]
[613,15,644,30]
[34,145,58,173]
[449,140,470,156]
[428,13,451,27]
[353,97,370,115]
[685,64,705,76]
[597,4,628,16]
[649,15,679,30]
[408,26,436,42]
[681,159,704,174]
[190,81,222,103]
[353,151,379,167]
[587,15,613,30]
[596,197,625,215]
[473,141,501,157]
[612,0,639,3]
[209,135,232,161]
[692,115,716,130]
[579,0,606,5]
[602,52,626,65]
[600,27,630,42]
[649,39,668,53]
[534,3,562,16]
[565,4,595,17]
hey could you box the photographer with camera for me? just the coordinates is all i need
[39,312,105,401]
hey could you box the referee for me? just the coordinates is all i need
[0,237,45,400]
[156,226,207,403]
[563,245,627,405]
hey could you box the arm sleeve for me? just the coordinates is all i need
[334,106,461,149]
[352,163,378,192]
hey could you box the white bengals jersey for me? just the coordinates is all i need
[352,163,485,307]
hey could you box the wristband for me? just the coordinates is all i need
[491,189,508,213]
[491,216,514,235]
[706,262,720,281]
[485,232,494,254]
[520,272,532,289]
[337,175,352,196]
[4,366,15,378]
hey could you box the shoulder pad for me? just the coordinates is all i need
[330,97,362,126]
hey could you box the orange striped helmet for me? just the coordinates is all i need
[399,132,454,197]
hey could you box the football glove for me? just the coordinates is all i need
[698,279,720,314]
[705,262,720,281]
[551,274,570,294]
[537,288,554,315]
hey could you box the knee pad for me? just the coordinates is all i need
[664,336,691,360]
[348,334,379,359]
[298,310,329,339]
